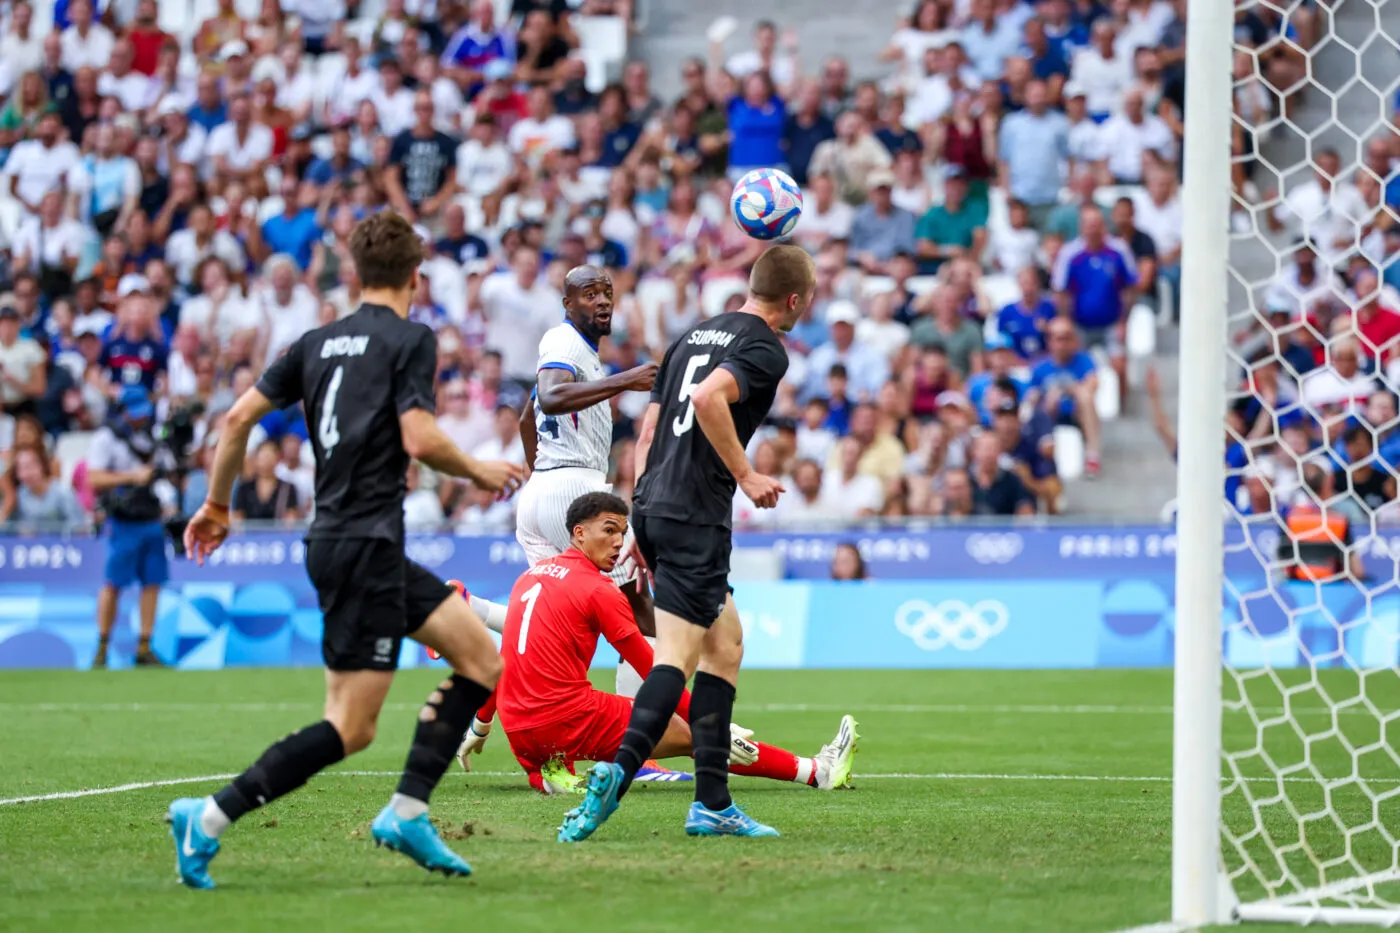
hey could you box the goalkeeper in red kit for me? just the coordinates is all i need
[457,491,857,795]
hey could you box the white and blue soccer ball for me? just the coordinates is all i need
[730,168,803,240]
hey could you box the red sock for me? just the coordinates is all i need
[729,742,817,786]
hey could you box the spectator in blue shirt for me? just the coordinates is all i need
[1021,17,1069,85]
[783,83,835,186]
[259,177,323,271]
[721,68,787,180]
[967,334,1028,425]
[1051,204,1138,342]
[849,169,918,275]
[960,0,1027,81]
[997,266,1058,360]
[187,72,227,134]
[305,126,365,188]
[441,0,517,95]
[997,79,1071,227]
[1030,317,1102,477]
[100,277,167,393]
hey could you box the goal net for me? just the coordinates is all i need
[1178,0,1400,926]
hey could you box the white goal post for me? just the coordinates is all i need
[1175,0,1400,927]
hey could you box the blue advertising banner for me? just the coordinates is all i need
[1,525,1398,670]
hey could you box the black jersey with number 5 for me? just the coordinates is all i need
[254,303,437,543]
[634,311,789,528]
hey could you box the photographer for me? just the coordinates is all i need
[86,386,177,669]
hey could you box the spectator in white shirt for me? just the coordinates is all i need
[856,290,912,362]
[206,94,275,183]
[403,461,445,531]
[507,86,576,165]
[177,255,259,348]
[4,112,82,213]
[325,38,382,126]
[1063,83,1103,172]
[1271,148,1368,266]
[1301,337,1374,414]
[97,38,151,112]
[1263,239,1344,321]
[795,173,855,253]
[989,199,1041,274]
[370,56,416,137]
[471,402,527,465]
[773,459,841,527]
[1095,85,1176,184]
[165,203,246,287]
[804,300,891,402]
[905,43,980,130]
[60,0,115,72]
[474,246,562,385]
[1070,18,1132,120]
[723,19,796,93]
[437,377,495,454]
[456,113,513,199]
[257,256,321,364]
[1132,167,1184,302]
[13,190,87,280]
[1,1,45,78]
[820,436,886,519]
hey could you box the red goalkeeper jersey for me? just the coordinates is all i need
[495,548,672,733]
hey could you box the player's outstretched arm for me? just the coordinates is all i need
[185,386,278,564]
[634,402,659,477]
[536,363,658,416]
[691,369,784,509]
[400,408,525,496]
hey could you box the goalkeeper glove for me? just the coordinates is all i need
[456,715,492,772]
[729,722,759,766]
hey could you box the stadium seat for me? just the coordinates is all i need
[158,0,194,42]
[985,185,1011,244]
[1092,184,1145,211]
[979,272,1021,312]
[55,432,96,488]
[574,16,628,63]
[1053,424,1085,481]
[700,278,746,319]
[0,197,22,244]
[860,276,895,299]
[1125,302,1157,391]
[904,275,939,296]
[1091,347,1121,422]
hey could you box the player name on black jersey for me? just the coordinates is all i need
[256,303,439,543]
[634,311,788,529]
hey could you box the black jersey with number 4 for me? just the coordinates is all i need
[634,311,789,528]
[255,303,438,542]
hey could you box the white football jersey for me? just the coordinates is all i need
[532,322,613,473]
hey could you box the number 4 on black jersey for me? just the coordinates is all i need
[633,311,789,529]
[254,303,439,543]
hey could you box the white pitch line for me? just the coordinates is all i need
[0,701,1362,716]
[9,769,1400,807]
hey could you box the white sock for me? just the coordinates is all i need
[390,792,429,821]
[469,595,509,634]
[795,757,816,786]
[615,636,655,698]
[200,797,231,837]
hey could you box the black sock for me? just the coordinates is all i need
[614,664,686,798]
[213,720,345,823]
[396,674,492,803]
[690,671,736,812]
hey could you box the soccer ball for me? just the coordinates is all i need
[730,168,803,240]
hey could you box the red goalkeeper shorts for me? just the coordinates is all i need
[506,690,634,771]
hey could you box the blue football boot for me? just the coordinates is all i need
[557,761,625,843]
[370,805,472,877]
[684,801,780,837]
[166,798,221,889]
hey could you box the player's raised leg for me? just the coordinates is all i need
[372,573,501,876]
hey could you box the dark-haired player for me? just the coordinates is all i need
[560,244,858,842]
[477,491,856,795]
[167,211,525,889]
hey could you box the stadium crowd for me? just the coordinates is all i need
[0,0,1389,534]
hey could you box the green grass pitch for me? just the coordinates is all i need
[0,667,1389,932]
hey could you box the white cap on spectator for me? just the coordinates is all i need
[219,40,250,61]
[412,223,432,244]
[251,56,282,84]
[156,95,185,118]
[1063,81,1086,99]
[118,274,151,297]
[826,300,860,326]
[867,169,896,190]
[936,390,972,411]
[74,316,107,338]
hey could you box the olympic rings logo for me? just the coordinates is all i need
[964,533,1024,565]
[894,599,1010,652]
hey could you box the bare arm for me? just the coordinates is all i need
[634,401,659,478]
[520,402,538,471]
[399,408,524,492]
[1145,365,1177,455]
[383,164,416,221]
[690,368,752,484]
[536,363,657,416]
